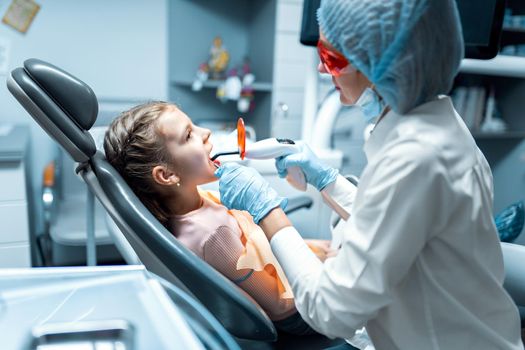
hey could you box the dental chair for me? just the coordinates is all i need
[7,59,345,348]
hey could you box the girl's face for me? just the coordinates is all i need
[317,32,371,105]
[156,106,217,187]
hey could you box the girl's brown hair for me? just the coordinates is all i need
[103,101,173,227]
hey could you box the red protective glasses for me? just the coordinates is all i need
[317,40,350,77]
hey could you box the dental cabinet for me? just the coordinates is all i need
[169,0,309,141]
[0,124,31,267]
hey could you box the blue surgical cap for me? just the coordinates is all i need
[318,0,464,114]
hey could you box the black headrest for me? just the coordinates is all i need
[7,59,98,163]
[24,59,98,130]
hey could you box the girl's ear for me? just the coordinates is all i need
[152,165,180,186]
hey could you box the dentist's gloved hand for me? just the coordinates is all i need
[214,162,288,224]
[275,141,338,191]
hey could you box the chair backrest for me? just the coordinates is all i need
[7,59,277,341]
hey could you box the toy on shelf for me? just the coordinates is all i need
[217,68,242,103]
[237,57,255,113]
[216,57,256,112]
[191,62,210,92]
[192,36,230,90]
[192,42,256,112]
[238,73,255,113]
[209,36,230,80]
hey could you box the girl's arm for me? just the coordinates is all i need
[203,225,296,320]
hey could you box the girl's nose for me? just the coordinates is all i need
[202,127,211,143]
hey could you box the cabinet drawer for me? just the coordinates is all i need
[0,161,26,201]
[0,202,29,243]
[0,242,30,267]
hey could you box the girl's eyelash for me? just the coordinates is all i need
[186,130,191,140]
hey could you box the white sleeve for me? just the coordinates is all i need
[321,175,358,221]
[322,174,358,212]
[271,142,450,339]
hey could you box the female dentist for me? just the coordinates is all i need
[215,0,523,348]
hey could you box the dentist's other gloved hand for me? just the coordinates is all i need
[275,141,338,191]
[214,162,287,224]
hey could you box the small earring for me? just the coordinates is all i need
[176,182,181,187]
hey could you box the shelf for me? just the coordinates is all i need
[172,79,273,92]
[471,131,525,140]
[503,27,525,33]
[460,55,525,78]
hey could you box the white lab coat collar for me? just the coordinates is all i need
[364,96,451,161]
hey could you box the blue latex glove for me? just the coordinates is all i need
[214,162,287,224]
[275,141,338,191]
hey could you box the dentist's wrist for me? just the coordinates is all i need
[316,167,339,191]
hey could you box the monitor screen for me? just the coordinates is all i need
[300,0,505,60]
[456,0,505,59]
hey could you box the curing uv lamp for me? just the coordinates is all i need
[210,118,350,221]
[210,118,307,192]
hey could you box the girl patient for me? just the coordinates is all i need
[103,101,334,335]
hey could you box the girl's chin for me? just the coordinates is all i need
[204,167,219,182]
[200,176,218,186]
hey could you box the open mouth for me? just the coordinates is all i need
[208,149,221,168]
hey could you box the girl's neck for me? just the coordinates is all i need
[166,185,203,216]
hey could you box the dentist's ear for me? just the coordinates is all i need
[152,165,180,187]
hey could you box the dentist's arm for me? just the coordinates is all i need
[214,162,340,336]
[214,162,342,241]
[276,142,357,220]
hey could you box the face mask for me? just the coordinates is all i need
[354,87,386,124]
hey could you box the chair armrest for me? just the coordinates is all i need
[343,174,359,187]
[502,242,525,306]
[284,195,313,215]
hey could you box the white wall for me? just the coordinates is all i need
[0,0,168,238]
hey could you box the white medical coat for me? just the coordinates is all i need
[271,96,523,349]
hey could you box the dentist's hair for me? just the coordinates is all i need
[104,101,173,227]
